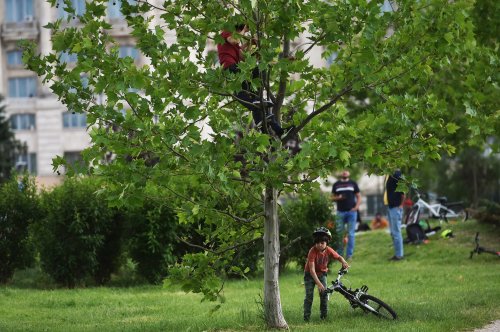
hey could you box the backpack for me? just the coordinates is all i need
[406,223,428,244]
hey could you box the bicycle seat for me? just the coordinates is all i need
[437,197,448,204]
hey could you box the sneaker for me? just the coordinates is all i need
[280,125,295,140]
[389,256,404,261]
[252,99,274,108]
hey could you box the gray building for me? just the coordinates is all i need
[0,0,145,186]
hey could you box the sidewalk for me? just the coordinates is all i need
[473,320,500,332]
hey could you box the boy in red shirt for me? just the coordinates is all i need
[217,24,288,137]
[304,227,349,321]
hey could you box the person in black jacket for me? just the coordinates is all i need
[384,170,405,261]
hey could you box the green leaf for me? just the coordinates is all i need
[446,123,460,134]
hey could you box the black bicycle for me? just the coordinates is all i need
[326,268,397,320]
[470,232,500,259]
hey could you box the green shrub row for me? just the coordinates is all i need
[0,175,337,287]
[0,176,179,287]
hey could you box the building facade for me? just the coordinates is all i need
[0,0,149,186]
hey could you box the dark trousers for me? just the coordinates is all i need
[227,64,283,135]
[304,272,328,320]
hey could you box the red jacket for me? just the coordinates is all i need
[217,31,242,69]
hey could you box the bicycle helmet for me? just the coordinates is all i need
[441,229,454,238]
[313,227,332,241]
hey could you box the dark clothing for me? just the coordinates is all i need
[226,64,283,135]
[217,31,242,69]
[386,173,403,208]
[332,180,360,212]
[304,272,328,320]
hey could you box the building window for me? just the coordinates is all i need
[64,151,85,172]
[7,51,24,67]
[108,0,137,19]
[10,114,36,130]
[366,194,385,216]
[63,112,87,128]
[8,77,37,98]
[58,0,86,18]
[119,45,139,60]
[59,51,78,63]
[15,153,37,175]
[5,0,33,22]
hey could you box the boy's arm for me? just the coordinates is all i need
[337,255,350,269]
[308,262,326,292]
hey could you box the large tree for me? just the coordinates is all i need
[25,0,495,328]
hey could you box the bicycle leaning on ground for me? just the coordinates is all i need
[326,268,397,320]
[406,190,468,224]
[470,232,500,259]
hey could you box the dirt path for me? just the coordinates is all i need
[473,320,500,332]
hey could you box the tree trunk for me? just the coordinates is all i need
[263,186,289,329]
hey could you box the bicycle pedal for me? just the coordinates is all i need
[361,285,369,293]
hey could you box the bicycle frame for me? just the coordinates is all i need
[328,270,373,311]
[470,232,500,258]
[326,268,398,319]
[413,194,462,221]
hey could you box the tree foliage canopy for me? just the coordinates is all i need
[23,0,498,327]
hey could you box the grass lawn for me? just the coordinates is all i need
[1,219,499,331]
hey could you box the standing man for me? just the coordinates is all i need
[384,170,405,261]
[331,170,361,260]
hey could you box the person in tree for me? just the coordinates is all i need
[331,170,361,260]
[217,23,290,138]
[303,227,350,322]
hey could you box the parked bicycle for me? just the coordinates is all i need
[326,268,397,320]
[470,232,500,259]
[406,190,468,224]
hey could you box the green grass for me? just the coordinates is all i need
[1,220,499,331]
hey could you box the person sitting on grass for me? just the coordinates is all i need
[303,227,350,322]
[370,212,389,230]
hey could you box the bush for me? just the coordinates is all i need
[475,199,500,225]
[124,201,178,284]
[279,191,336,271]
[33,178,123,287]
[0,175,40,283]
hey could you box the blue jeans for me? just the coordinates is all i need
[388,207,404,257]
[304,272,328,320]
[335,211,357,258]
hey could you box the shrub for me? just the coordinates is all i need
[475,199,500,225]
[33,178,123,287]
[0,175,40,283]
[279,191,336,271]
[124,201,178,284]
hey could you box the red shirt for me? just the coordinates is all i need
[304,246,340,276]
[217,31,242,69]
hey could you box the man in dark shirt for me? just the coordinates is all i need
[331,170,361,260]
[384,170,405,261]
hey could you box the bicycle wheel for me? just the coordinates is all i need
[359,294,397,320]
[407,206,420,224]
